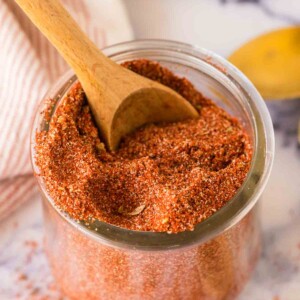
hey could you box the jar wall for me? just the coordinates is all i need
[43,197,260,300]
[32,40,274,300]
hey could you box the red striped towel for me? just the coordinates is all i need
[0,0,133,219]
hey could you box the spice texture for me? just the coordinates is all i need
[35,59,252,233]
[44,198,260,300]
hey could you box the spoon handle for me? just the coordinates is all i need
[15,0,114,77]
[15,0,198,151]
[15,0,125,147]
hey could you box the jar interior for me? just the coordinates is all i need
[32,41,273,251]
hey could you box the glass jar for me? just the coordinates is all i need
[31,40,274,300]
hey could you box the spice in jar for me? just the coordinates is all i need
[35,59,252,233]
[35,59,258,300]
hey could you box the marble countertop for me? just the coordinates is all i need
[1,0,300,299]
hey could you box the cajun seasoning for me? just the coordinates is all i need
[35,59,252,233]
[43,197,260,300]
[34,59,260,300]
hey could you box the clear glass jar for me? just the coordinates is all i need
[31,40,274,300]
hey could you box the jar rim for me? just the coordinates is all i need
[31,39,274,251]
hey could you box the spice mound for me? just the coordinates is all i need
[35,59,252,233]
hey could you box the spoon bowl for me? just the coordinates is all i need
[16,0,198,150]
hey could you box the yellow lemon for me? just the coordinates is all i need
[229,27,300,100]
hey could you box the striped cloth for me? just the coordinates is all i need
[0,0,133,219]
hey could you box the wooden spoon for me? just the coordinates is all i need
[16,0,198,150]
[229,26,300,100]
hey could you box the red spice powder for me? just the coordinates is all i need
[14,240,63,300]
[35,59,252,233]
[43,198,261,300]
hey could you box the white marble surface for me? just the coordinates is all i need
[1,0,300,299]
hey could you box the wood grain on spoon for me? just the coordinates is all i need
[16,0,198,150]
